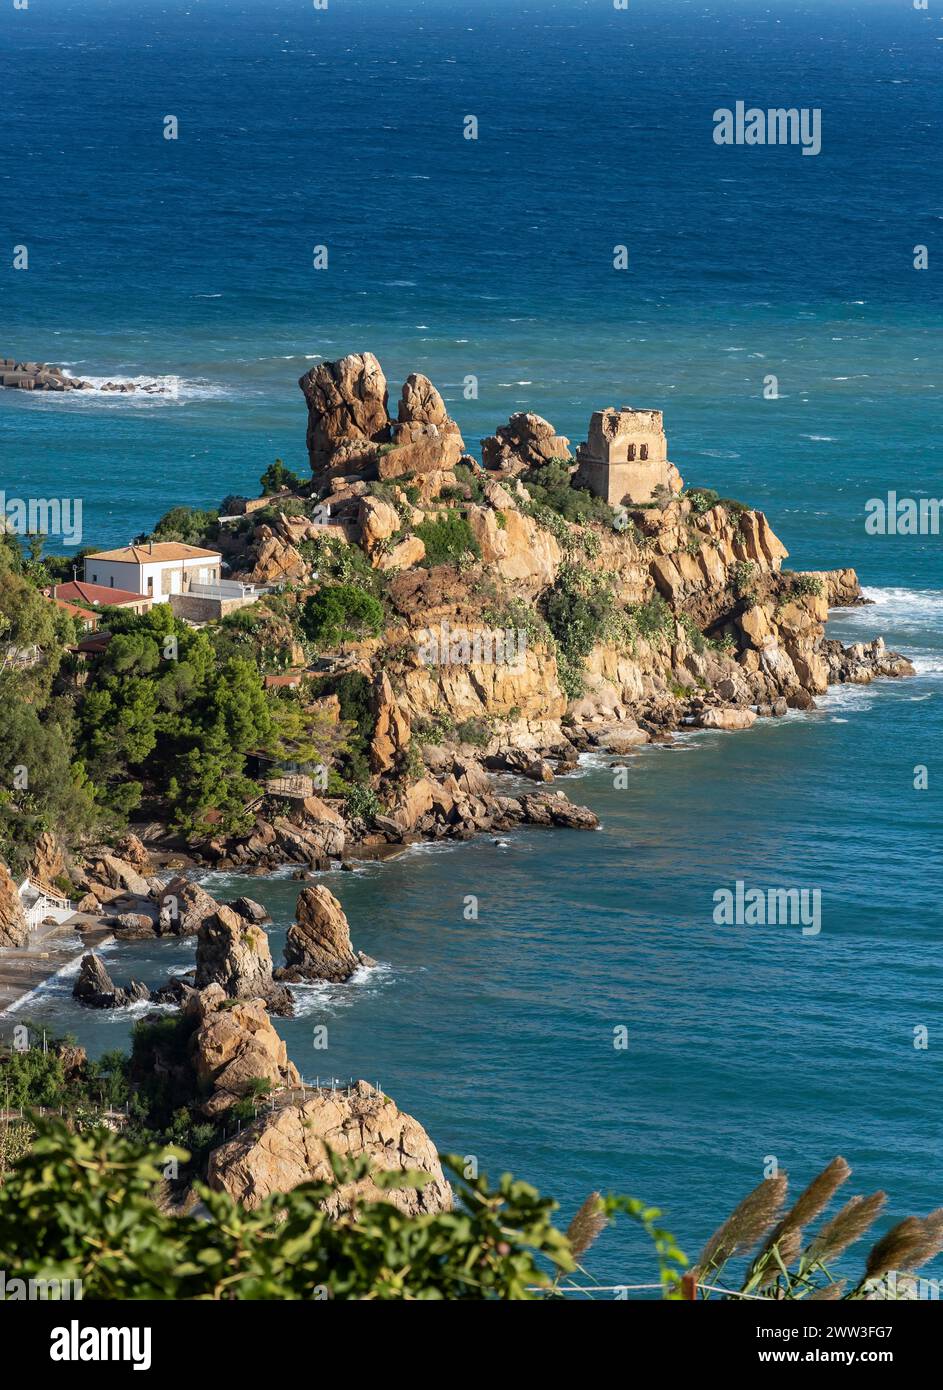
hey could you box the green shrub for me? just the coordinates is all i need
[299,535,387,597]
[630,593,674,641]
[0,1118,685,1300]
[455,717,492,748]
[414,513,481,568]
[300,586,385,647]
[678,612,707,654]
[343,783,381,824]
[260,459,305,495]
[543,563,623,697]
[141,505,219,547]
[521,458,615,526]
[786,573,824,599]
[730,560,757,600]
[685,487,720,516]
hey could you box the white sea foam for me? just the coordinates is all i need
[816,683,875,713]
[831,589,943,650]
[287,961,392,1017]
[51,370,231,403]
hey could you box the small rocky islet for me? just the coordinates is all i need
[0,357,164,393]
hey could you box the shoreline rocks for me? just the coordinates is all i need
[207,1080,452,1217]
[274,886,376,984]
[194,904,294,1016]
[0,357,165,394]
[73,953,150,1009]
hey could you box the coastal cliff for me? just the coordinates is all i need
[0,350,913,894]
[176,351,909,869]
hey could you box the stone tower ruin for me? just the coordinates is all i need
[575,407,683,506]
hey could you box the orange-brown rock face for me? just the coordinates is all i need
[275,886,375,983]
[194,903,292,1015]
[481,412,571,475]
[0,859,29,948]
[370,671,411,774]
[299,351,391,475]
[188,985,301,1116]
[207,1080,452,1217]
[380,373,465,478]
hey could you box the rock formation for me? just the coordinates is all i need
[73,953,150,1009]
[821,636,914,684]
[0,359,140,393]
[0,860,29,948]
[207,1080,452,1217]
[298,353,463,481]
[27,832,67,894]
[158,876,222,935]
[370,671,411,774]
[299,352,391,475]
[187,984,301,1117]
[194,904,294,1016]
[380,373,465,478]
[481,411,571,476]
[275,886,376,983]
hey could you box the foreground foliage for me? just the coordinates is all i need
[0,1118,683,1301]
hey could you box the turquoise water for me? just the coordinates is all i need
[15,588,943,1284]
[2,0,942,1286]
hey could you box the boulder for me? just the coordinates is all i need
[195,905,293,1016]
[73,953,150,1009]
[248,530,308,584]
[699,707,757,731]
[27,832,67,893]
[114,833,151,872]
[91,853,151,897]
[481,412,571,475]
[299,352,390,476]
[359,497,402,556]
[207,1080,452,1217]
[187,987,300,1116]
[376,535,426,571]
[594,723,651,754]
[113,911,158,939]
[158,877,222,935]
[275,886,376,983]
[516,792,599,830]
[381,373,465,477]
[231,896,271,925]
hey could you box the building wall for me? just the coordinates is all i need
[575,407,682,505]
[169,592,255,623]
[84,556,220,603]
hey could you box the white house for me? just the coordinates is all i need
[84,542,222,604]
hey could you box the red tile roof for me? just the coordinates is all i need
[42,594,99,625]
[44,581,151,608]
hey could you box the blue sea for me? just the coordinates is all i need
[2,0,942,1290]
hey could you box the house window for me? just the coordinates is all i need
[640,444,649,461]
[626,444,636,461]
[147,577,154,596]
